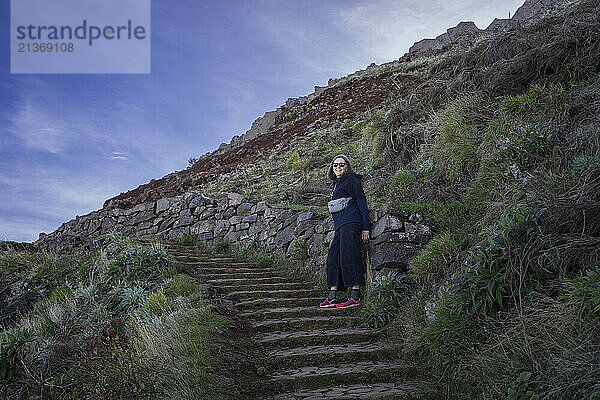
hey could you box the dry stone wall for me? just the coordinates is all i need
[38,192,432,274]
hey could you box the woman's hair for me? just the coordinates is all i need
[327,154,354,180]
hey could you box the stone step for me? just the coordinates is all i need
[266,342,400,370]
[164,248,217,255]
[206,276,288,285]
[170,253,234,260]
[213,282,310,293]
[235,297,324,310]
[269,360,411,381]
[258,327,379,348]
[262,361,419,395]
[251,315,359,332]
[198,267,278,275]
[201,270,283,280]
[268,342,397,360]
[178,260,256,267]
[267,382,434,400]
[242,305,348,320]
[226,289,323,302]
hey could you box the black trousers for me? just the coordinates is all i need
[326,222,366,289]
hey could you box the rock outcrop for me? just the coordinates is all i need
[405,0,563,58]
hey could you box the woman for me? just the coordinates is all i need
[320,154,370,309]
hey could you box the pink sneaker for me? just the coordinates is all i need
[336,297,360,308]
[319,298,339,308]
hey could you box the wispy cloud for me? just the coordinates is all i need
[110,151,129,161]
[8,100,77,154]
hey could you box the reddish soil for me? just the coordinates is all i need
[105,72,398,209]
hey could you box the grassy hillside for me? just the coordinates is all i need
[196,0,600,397]
[0,235,238,399]
[2,0,599,398]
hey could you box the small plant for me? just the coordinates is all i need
[106,247,169,282]
[572,155,599,176]
[393,169,414,190]
[416,157,435,177]
[562,266,600,313]
[363,296,397,329]
[244,234,260,251]
[167,274,198,297]
[506,371,540,400]
[452,206,545,317]
[188,157,199,167]
[370,272,411,306]
[363,272,411,328]
[113,285,146,315]
[286,151,309,171]
[174,233,197,246]
[1,329,34,382]
[291,237,308,265]
[213,240,231,254]
[409,232,458,280]
[46,284,73,304]
[143,290,172,315]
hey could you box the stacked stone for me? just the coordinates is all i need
[38,192,432,274]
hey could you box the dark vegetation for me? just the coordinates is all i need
[3,0,600,398]
[195,1,600,397]
[0,235,232,400]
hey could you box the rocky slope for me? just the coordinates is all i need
[100,0,565,212]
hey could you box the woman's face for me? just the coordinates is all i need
[332,157,347,178]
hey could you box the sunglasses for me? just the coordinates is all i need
[332,162,346,167]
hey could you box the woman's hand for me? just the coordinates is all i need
[361,230,370,243]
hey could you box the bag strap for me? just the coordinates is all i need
[330,181,338,201]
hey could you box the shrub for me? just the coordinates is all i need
[562,266,600,313]
[363,272,411,328]
[452,207,545,317]
[174,233,197,246]
[0,251,31,277]
[572,155,599,176]
[143,290,173,315]
[506,371,540,400]
[0,329,34,382]
[106,247,169,282]
[393,169,413,190]
[286,151,309,171]
[213,240,231,254]
[362,296,397,329]
[167,274,198,297]
[501,124,551,168]
[46,285,73,304]
[410,232,458,280]
[352,120,366,134]
[430,96,481,182]
[501,83,567,119]
[420,305,481,366]
[402,200,479,235]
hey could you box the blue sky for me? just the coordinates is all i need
[0,0,523,242]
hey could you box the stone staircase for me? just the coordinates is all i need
[163,242,435,399]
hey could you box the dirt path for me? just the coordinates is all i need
[166,242,435,399]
